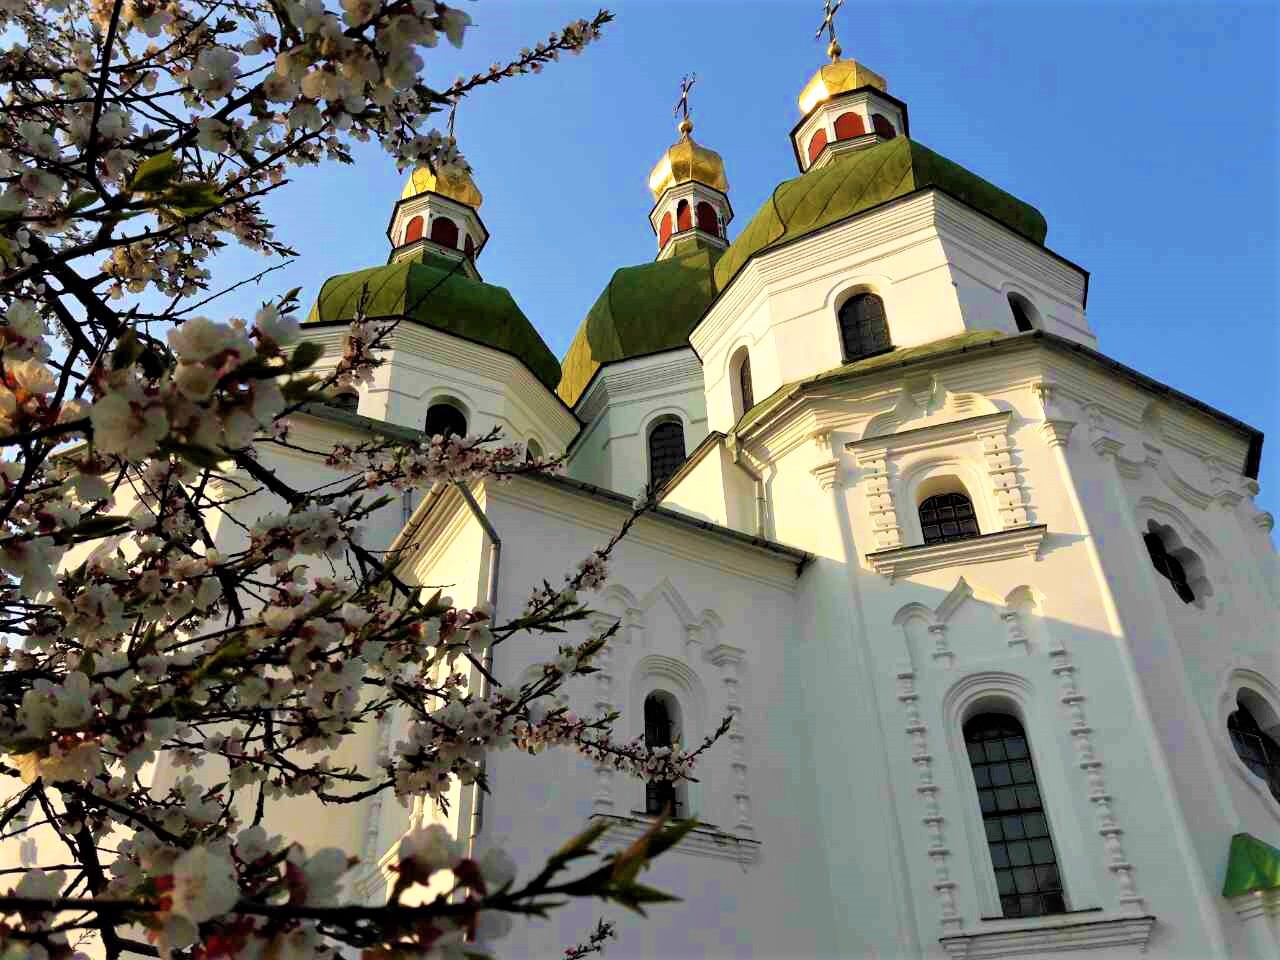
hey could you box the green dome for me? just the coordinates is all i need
[714,138,1048,291]
[558,237,720,407]
[306,252,560,391]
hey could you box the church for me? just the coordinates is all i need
[220,30,1277,960]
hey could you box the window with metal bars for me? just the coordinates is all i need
[964,714,1066,919]
[1143,532,1195,604]
[918,492,980,546]
[647,420,685,490]
[424,403,467,440]
[1228,700,1280,802]
[838,293,892,361]
[644,694,679,816]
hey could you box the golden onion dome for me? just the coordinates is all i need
[797,58,888,115]
[647,120,729,201]
[401,165,483,209]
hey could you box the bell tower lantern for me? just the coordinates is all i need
[646,75,732,261]
[387,157,488,278]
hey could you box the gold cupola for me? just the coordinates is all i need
[797,57,888,115]
[387,159,489,277]
[791,52,906,173]
[400,164,483,209]
[647,117,729,202]
[646,116,733,260]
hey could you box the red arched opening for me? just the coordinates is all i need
[658,211,673,247]
[404,216,424,244]
[834,112,865,140]
[429,216,459,248]
[807,129,828,164]
[695,201,717,234]
[676,200,692,232]
[464,234,475,258]
[872,113,896,139]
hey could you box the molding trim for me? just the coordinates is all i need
[897,666,964,932]
[939,913,1156,958]
[589,814,760,865]
[1046,633,1145,912]
[867,526,1047,581]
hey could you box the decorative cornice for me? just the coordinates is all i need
[810,458,843,491]
[939,913,1156,958]
[589,814,760,865]
[866,526,1047,581]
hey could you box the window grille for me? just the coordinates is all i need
[838,293,892,361]
[1229,701,1280,802]
[919,492,980,545]
[644,694,679,816]
[648,420,685,490]
[424,403,467,440]
[1143,532,1195,604]
[965,714,1066,919]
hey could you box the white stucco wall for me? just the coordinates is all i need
[566,349,708,495]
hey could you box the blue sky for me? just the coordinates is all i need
[207,0,1278,516]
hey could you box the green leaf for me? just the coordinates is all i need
[129,150,180,192]
[159,181,224,216]
[290,340,323,371]
[282,375,320,403]
[111,330,141,370]
[550,819,611,867]
[280,287,302,305]
[66,190,99,213]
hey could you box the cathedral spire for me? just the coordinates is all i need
[646,75,732,260]
[791,2,908,172]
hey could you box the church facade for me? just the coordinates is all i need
[216,49,1276,959]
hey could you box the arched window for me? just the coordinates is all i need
[329,391,359,413]
[807,128,829,164]
[1144,530,1195,604]
[429,216,459,248]
[464,234,476,259]
[644,693,680,815]
[424,402,467,440]
[695,201,718,235]
[965,714,1065,919]
[525,438,542,462]
[1008,293,1036,333]
[404,216,424,244]
[675,200,692,233]
[658,211,673,247]
[732,347,754,418]
[1228,697,1280,802]
[919,492,980,546]
[834,112,866,139]
[647,419,685,490]
[838,292,892,361]
[872,113,896,139]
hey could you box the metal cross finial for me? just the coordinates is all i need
[446,96,459,139]
[815,0,845,61]
[674,73,697,122]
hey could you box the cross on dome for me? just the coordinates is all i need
[815,0,845,62]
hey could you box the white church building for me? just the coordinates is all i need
[56,45,1280,960]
